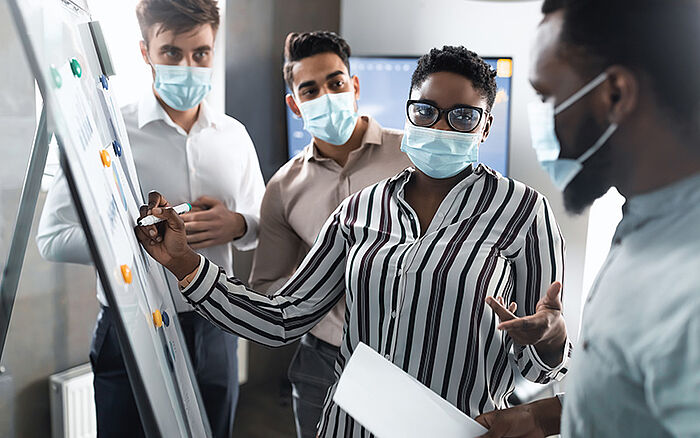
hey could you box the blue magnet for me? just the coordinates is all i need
[100,74,109,90]
[162,311,170,327]
[112,140,122,157]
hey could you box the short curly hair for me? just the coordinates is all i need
[283,31,352,89]
[410,46,497,111]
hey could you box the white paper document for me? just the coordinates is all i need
[333,343,488,438]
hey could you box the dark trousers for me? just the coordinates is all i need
[288,334,340,438]
[90,307,239,438]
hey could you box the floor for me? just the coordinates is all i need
[232,379,297,438]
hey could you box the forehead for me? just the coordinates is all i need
[410,71,487,108]
[529,11,581,93]
[291,52,349,85]
[148,24,215,49]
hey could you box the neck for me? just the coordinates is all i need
[154,88,199,133]
[313,116,368,167]
[616,130,700,198]
[411,165,474,200]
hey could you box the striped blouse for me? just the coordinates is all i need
[181,164,571,437]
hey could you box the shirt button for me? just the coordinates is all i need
[385,354,391,360]
[397,271,403,277]
[390,311,397,319]
[582,340,589,351]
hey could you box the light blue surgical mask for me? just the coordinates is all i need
[298,92,359,145]
[400,123,481,179]
[152,64,213,111]
[528,72,618,191]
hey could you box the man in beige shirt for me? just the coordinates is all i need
[249,31,411,438]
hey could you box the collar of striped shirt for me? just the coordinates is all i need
[180,163,572,437]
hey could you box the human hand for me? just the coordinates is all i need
[181,195,247,249]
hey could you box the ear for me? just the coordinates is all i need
[352,75,361,101]
[602,65,639,125]
[140,40,150,65]
[481,113,494,143]
[286,94,302,118]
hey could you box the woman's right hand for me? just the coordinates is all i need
[135,191,200,280]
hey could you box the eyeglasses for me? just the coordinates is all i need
[406,100,486,133]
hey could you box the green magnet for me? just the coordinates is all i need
[70,58,82,78]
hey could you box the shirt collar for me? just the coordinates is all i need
[137,91,221,133]
[304,116,383,163]
[616,171,700,238]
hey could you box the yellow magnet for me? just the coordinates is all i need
[153,309,163,328]
[100,149,111,167]
[120,264,132,284]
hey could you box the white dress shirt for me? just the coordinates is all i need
[562,172,700,437]
[37,92,265,311]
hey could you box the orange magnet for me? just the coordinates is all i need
[100,149,111,167]
[153,309,163,328]
[120,264,132,283]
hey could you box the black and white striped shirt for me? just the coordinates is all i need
[182,164,572,437]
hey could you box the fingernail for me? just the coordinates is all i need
[156,236,163,242]
[149,240,155,246]
[149,229,156,237]
[152,208,162,214]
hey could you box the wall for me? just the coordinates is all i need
[340,0,589,340]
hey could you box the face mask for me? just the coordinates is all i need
[298,92,359,145]
[400,123,481,179]
[152,64,213,111]
[528,72,618,191]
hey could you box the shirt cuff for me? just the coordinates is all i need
[180,254,221,305]
[232,212,259,252]
[523,337,572,381]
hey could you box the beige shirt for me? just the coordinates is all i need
[249,116,412,346]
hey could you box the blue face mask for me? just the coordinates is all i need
[400,123,481,179]
[528,72,618,191]
[298,92,359,145]
[153,64,213,111]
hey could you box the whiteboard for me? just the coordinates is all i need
[8,0,210,436]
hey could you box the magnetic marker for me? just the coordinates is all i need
[138,202,191,226]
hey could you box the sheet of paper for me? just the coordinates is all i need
[333,343,488,438]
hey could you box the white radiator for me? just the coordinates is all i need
[49,363,96,438]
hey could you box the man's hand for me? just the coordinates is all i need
[486,282,567,366]
[475,397,561,438]
[135,191,199,280]
[181,195,247,249]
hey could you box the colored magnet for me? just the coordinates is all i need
[162,311,170,327]
[153,309,163,328]
[99,74,109,90]
[120,264,132,283]
[70,58,82,78]
[100,149,111,167]
[50,65,62,88]
[112,140,122,157]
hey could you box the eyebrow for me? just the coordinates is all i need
[159,44,182,52]
[297,70,347,92]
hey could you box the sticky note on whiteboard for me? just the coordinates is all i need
[333,343,488,438]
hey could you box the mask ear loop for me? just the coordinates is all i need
[554,72,609,115]
[577,123,618,164]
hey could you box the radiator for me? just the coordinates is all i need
[49,363,96,438]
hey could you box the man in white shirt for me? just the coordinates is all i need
[36,1,265,437]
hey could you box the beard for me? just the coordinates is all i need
[562,115,616,215]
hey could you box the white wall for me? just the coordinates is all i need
[341,0,590,340]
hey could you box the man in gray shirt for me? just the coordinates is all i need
[476,0,700,436]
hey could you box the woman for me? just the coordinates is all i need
[136,46,571,437]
